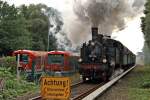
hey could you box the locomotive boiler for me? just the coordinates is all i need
[79,27,136,81]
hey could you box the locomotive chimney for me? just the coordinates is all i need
[92,27,98,40]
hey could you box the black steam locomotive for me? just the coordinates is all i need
[79,27,136,81]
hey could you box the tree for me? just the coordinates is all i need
[141,0,150,65]
[143,42,150,65]
[141,0,150,48]
[45,7,63,51]
[0,1,64,55]
[0,1,31,56]
[19,4,63,51]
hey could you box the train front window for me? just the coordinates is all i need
[22,54,28,64]
[16,54,29,64]
[48,54,64,64]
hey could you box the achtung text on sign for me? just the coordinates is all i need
[41,77,70,100]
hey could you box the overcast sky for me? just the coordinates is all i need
[3,0,144,54]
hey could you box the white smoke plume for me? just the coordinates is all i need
[62,0,146,48]
[73,0,146,34]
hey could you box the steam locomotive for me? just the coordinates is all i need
[79,27,136,81]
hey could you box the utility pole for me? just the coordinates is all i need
[47,24,53,51]
[47,32,50,51]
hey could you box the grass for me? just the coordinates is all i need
[0,57,39,100]
[128,65,150,100]
[0,67,39,100]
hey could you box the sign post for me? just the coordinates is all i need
[41,77,71,100]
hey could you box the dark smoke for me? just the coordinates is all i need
[73,0,145,35]
[63,0,146,49]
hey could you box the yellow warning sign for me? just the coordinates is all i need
[41,77,70,100]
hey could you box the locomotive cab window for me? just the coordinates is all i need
[48,54,64,64]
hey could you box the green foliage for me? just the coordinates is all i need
[0,1,32,55]
[0,1,64,55]
[128,66,150,100]
[141,0,150,48]
[19,4,49,50]
[0,57,16,74]
[141,1,150,65]
[143,43,150,65]
[19,4,63,51]
[0,66,38,100]
[141,81,150,89]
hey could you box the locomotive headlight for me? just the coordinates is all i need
[91,41,95,46]
[78,58,82,62]
[102,59,107,63]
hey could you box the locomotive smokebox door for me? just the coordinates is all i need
[92,27,98,40]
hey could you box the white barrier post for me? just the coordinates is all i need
[17,54,20,82]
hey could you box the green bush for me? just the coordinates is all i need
[0,57,39,100]
[0,68,38,100]
[141,80,150,89]
[0,56,16,73]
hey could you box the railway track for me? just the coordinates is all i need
[71,82,104,100]
[29,66,135,100]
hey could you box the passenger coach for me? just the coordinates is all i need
[44,51,79,77]
[13,50,47,81]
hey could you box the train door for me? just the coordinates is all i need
[34,56,42,71]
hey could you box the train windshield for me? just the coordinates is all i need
[16,54,28,64]
[48,54,64,64]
